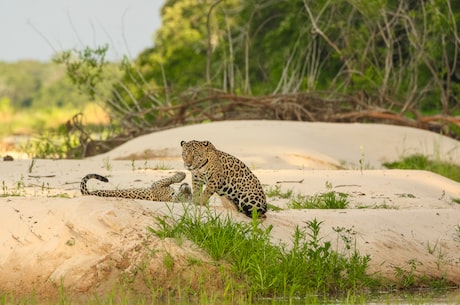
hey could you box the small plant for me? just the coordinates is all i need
[359,145,365,174]
[264,185,293,199]
[1,181,7,197]
[102,157,112,171]
[356,202,397,209]
[49,193,72,199]
[267,203,284,211]
[392,257,449,289]
[152,162,172,170]
[28,158,36,173]
[22,129,81,159]
[333,226,357,251]
[1,176,27,197]
[41,181,51,196]
[288,191,349,209]
[453,198,460,204]
[426,239,439,255]
[16,175,25,194]
[131,160,136,171]
[163,252,174,271]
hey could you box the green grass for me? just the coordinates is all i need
[265,185,294,199]
[1,176,26,197]
[287,191,349,209]
[383,154,460,183]
[266,185,349,210]
[148,205,375,299]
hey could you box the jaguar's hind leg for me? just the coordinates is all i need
[151,172,186,188]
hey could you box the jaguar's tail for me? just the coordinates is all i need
[80,174,109,195]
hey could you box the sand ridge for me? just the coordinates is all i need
[0,120,459,297]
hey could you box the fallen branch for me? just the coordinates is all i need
[76,89,460,157]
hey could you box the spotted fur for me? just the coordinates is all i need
[180,140,267,218]
[80,172,191,202]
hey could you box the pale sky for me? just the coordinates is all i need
[0,0,164,62]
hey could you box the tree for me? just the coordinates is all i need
[59,0,460,137]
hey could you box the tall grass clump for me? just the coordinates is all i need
[149,206,374,299]
[384,154,460,183]
[288,191,349,209]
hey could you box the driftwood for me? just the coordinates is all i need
[153,90,460,133]
[69,89,460,157]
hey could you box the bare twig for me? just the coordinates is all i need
[276,179,304,184]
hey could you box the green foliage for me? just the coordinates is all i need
[107,0,460,127]
[53,45,110,100]
[264,185,293,199]
[149,206,374,297]
[3,0,460,142]
[392,258,448,289]
[0,61,87,110]
[0,60,114,140]
[1,175,26,197]
[0,97,12,112]
[31,77,85,109]
[266,185,349,209]
[149,0,209,85]
[383,154,460,183]
[22,126,81,159]
[288,191,349,209]
[394,259,421,289]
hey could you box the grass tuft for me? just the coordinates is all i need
[264,185,293,199]
[288,191,349,209]
[384,154,460,183]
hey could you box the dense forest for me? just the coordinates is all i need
[2,0,460,156]
[66,0,460,136]
[0,61,81,110]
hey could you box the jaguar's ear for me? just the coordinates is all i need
[180,140,186,146]
[203,141,210,146]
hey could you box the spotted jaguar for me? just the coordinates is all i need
[180,140,267,218]
[80,171,192,202]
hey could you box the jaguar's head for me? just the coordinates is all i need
[180,140,215,170]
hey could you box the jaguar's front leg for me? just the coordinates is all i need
[198,184,217,206]
[192,174,208,205]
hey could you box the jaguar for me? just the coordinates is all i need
[180,140,267,218]
[80,171,192,202]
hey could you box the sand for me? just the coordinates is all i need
[0,120,459,297]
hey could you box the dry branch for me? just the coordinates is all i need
[76,89,460,157]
